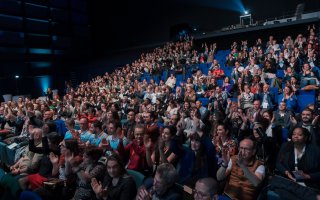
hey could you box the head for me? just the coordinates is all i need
[143,112,154,124]
[79,117,89,131]
[153,163,178,195]
[42,121,57,135]
[43,111,53,121]
[59,139,79,156]
[127,111,135,122]
[106,154,126,178]
[194,178,218,200]
[190,133,202,152]
[238,138,256,161]
[107,122,117,135]
[301,108,313,124]
[92,120,103,134]
[65,118,75,130]
[262,110,273,122]
[279,101,287,111]
[216,123,229,138]
[283,86,293,95]
[161,126,176,142]
[195,100,202,109]
[253,100,261,110]
[83,146,103,165]
[47,132,63,153]
[169,114,179,126]
[262,84,269,93]
[291,127,310,146]
[134,124,145,145]
[32,128,43,141]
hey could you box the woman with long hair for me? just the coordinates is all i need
[178,133,212,187]
[91,154,137,200]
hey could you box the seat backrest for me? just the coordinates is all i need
[127,169,145,189]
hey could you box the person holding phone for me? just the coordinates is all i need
[276,127,320,189]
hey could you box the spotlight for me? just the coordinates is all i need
[193,28,197,31]
[244,10,249,15]
[15,75,20,79]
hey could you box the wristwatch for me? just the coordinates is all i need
[221,162,228,168]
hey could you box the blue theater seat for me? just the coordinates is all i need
[198,97,209,107]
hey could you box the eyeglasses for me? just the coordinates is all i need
[193,189,212,198]
[238,147,252,152]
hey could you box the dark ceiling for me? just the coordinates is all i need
[87,0,320,55]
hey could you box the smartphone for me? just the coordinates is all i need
[292,171,303,181]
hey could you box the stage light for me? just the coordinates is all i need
[244,10,249,15]
[15,75,20,79]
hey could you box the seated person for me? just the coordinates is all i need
[91,154,137,200]
[178,133,215,187]
[217,138,265,200]
[166,73,176,89]
[10,127,43,177]
[117,124,149,174]
[276,127,320,190]
[193,178,219,200]
[300,63,319,90]
[278,86,297,111]
[136,163,182,200]
[146,126,183,168]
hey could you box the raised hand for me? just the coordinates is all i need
[237,151,245,166]
[91,178,103,195]
[49,152,59,165]
[144,137,152,150]
[221,146,230,166]
[290,115,297,125]
[65,151,74,163]
[312,115,319,126]
[158,137,165,151]
[136,186,152,200]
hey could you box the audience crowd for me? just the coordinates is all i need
[0,24,320,200]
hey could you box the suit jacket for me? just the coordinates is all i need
[255,92,275,110]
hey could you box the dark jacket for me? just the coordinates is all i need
[276,142,320,189]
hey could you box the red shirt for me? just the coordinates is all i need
[118,140,148,172]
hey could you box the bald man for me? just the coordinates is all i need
[217,138,265,200]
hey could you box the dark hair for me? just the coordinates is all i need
[163,125,177,136]
[107,154,127,176]
[84,146,103,163]
[93,120,103,129]
[47,132,63,146]
[65,139,80,156]
[291,127,311,142]
[216,123,230,136]
[189,133,201,142]
[44,121,57,133]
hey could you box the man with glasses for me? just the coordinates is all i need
[136,163,182,200]
[217,138,265,200]
[193,178,220,200]
[78,117,92,144]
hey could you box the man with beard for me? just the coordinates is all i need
[290,108,320,146]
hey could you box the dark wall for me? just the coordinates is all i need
[196,22,318,50]
[0,0,92,98]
